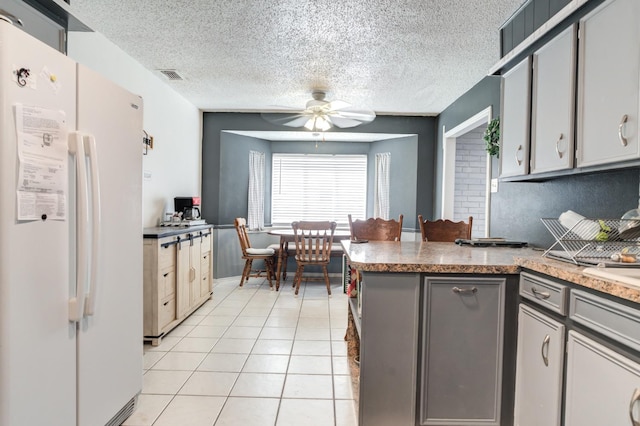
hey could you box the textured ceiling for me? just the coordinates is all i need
[68,0,523,115]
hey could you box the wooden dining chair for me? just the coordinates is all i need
[418,215,473,242]
[233,217,278,289]
[348,214,404,241]
[291,221,337,296]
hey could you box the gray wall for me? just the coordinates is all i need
[436,78,640,249]
[435,76,502,220]
[368,136,419,228]
[492,169,640,248]
[219,132,272,226]
[203,113,435,227]
[203,112,435,277]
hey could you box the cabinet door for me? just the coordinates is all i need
[565,330,640,425]
[500,56,531,177]
[200,231,212,298]
[513,304,565,426]
[176,239,191,319]
[576,0,640,167]
[189,236,202,306]
[200,251,212,299]
[420,277,505,425]
[530,25,576,174]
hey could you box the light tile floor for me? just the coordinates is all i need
[125,275,358,426]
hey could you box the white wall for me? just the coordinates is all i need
[67,31,202,227]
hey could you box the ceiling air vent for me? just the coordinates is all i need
[158,69,183,80]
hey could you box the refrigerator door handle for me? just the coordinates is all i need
[68,132,89,322]
[83,134,101,317]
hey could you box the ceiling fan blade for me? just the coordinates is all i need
[325,100,352,111]
[261,112,311,128]
[328,109,376,128]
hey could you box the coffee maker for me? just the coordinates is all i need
[174,196,201,220]
[159,196,205,226]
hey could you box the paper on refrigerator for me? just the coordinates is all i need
[14,104,68,220]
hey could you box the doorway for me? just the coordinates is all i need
[442,107,493,238]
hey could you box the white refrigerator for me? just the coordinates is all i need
[0,19,143,426]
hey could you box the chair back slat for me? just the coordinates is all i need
[348,214,404,241]
[291,221,336,263]
[234,217,251,255]
[418,215,473,242]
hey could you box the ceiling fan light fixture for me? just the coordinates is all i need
[304,115,332,132]
[262,90,375,131]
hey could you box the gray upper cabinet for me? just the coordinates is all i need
[500,57,531,177]
[576,0,640,167]
[564,330,640,425]
[420,276,505,426]
[513,304,565,426]
[530,25,576,174]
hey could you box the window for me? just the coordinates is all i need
[271,153,367,226]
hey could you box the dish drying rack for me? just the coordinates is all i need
[541,218,640,266]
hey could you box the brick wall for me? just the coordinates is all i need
[454,125,487,238]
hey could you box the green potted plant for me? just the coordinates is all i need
[483,117,500,158]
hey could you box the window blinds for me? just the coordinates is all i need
[271,153,367,226]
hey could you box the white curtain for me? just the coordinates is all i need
[248,150,265,230]
[374,152,391,219]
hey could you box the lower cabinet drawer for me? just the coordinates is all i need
[520,272,568,315]
[569,289,640,353]
[159,266,175,299]
[159,297,176,330]
[158,239,177,269]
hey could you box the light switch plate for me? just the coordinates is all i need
[491,178,498,193]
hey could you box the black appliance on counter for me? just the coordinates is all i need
[174,196,201,220]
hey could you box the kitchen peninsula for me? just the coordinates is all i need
[343,240,640,426]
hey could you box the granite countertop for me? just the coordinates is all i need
[143,224,213,238]
[341,240,640,305]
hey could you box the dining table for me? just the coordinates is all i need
[267,228,352,290]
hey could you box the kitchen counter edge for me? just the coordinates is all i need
[341,240,640,304]
[143,224,213,239]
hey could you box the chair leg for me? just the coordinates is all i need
[282,250,289,281]
[240,259,252,287]
[322,265,332,296]
[265,259,274,289]
[294,265,304,296]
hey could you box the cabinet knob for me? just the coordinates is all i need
[163,272,169,277]
[163,301,169,306]
[619,114,629,147]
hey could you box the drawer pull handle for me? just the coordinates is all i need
[541,334,550,366]
[555,133,564,159]
[163,301,169,306]
[619,114,629,147]
[629,388,640,426]
[515,144,523,166]
[531,287,550,299]
[452,286,477,295]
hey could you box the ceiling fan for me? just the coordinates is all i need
[262,90,376,132]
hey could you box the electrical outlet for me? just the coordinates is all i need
[491,178,498,193]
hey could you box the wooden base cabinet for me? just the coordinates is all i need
[513,304,565,426]
[143,228,213,345]
[420,276,506,426]
[565,330,640,425]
